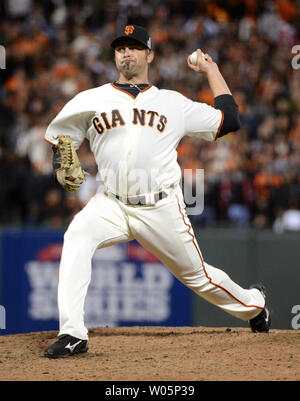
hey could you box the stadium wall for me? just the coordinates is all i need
[192,228,300,330]
[0,228,299,334]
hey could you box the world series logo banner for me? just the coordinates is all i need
[0,230,191,335]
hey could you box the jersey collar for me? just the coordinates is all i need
[110,82,153,99]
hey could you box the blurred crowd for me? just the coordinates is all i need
[0,0,300,231]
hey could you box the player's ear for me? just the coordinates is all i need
[146,50,154,64]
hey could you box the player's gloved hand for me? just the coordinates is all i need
[55,134,89,192]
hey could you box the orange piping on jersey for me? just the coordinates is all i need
[140,85,152,93]
[44,137,57,146]
[110,82,153,99]
[175,195,264,310]
[111,83,135,99]
[214,110,224,141]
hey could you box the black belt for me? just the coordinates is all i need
[113,191,168,205]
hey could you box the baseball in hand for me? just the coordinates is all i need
[189,50,205,65]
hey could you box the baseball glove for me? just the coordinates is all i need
[54,135,89,192]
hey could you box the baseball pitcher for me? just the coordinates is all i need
[44,25,270,358]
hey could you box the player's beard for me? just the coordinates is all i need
[118,59,139,79]
[117,57,146,80]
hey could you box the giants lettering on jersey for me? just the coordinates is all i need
[92,108,167,135]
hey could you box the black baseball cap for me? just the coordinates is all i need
[111,25,152,50]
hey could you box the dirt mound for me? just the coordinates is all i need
[0,326,299,381]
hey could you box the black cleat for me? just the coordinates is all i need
[249,284,271,333]
[44,334,88,358]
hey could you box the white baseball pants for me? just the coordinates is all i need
[58,185,265,340]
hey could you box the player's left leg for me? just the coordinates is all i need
[126,186,265,322]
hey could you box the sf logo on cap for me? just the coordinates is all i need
[124,25,135,35]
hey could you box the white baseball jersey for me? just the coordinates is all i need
[45,83,223,197]
[45,83,266,342]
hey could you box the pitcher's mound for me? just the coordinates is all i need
[0,326,299,381]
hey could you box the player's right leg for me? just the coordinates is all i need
[44,191,132,358]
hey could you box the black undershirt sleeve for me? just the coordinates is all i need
[214,94,241,138]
